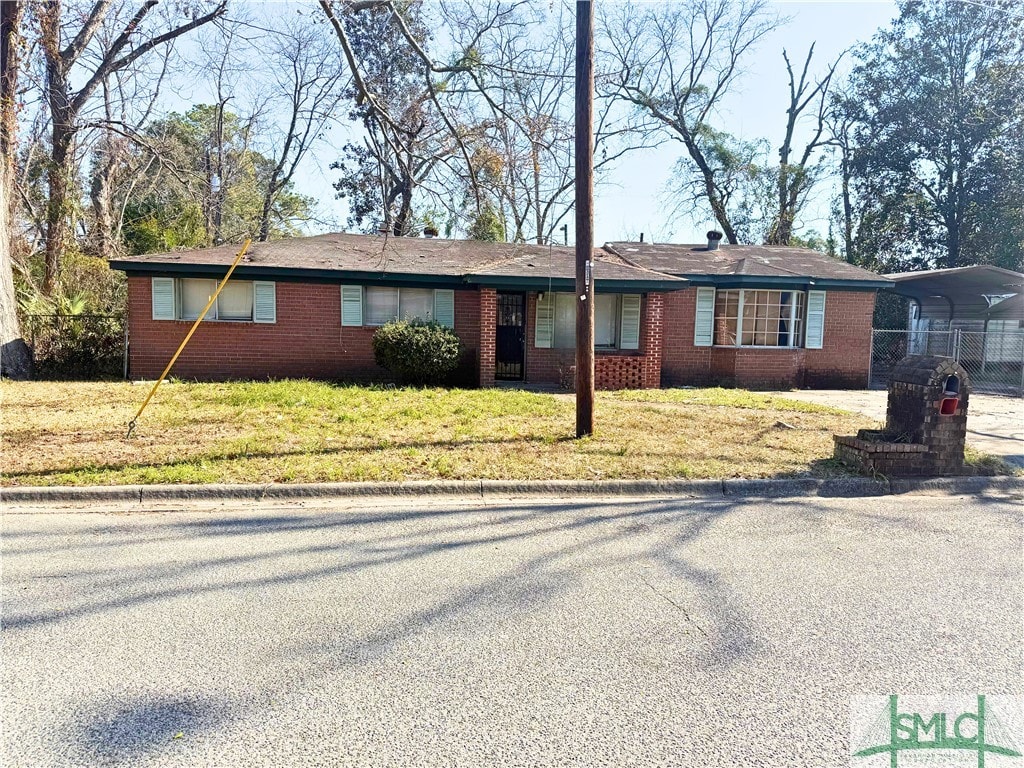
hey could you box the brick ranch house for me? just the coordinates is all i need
[110,233,891,390]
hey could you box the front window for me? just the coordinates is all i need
[180,278,218,321]
[364,287,437,325]
[714,289,806,347]
[180,278,258,321]
[552,293,622,349]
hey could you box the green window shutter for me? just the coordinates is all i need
[341,285,363,326]
[693,287,716,346]
[805,290,826,349]
[620,294,641,350]
[253,281,276,323]
[151,277,176,320]
[535,292,554,348]
[433,289,455,328]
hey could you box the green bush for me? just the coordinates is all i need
[28,314,125,380]
[372,319,462,385]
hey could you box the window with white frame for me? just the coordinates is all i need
[364,287,443,325]
[341,286,456,328]
[537,292,641,350]
[151,277,275,323]
[713,289,806,347]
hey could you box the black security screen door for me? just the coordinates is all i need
[495,292,526,380]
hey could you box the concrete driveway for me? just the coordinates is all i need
[3,493,1021,767]
[783,390,1024,467]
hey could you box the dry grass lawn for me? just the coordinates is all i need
[2,380,881,486]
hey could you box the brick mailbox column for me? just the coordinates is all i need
[834,354,971,476]
[479,288,497,388]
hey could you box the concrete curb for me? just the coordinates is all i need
[2,476,1020,505]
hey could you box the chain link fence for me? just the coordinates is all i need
[26,313,128,380]
[872,328,1023,396]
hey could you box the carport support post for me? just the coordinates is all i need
[574,0,595,437]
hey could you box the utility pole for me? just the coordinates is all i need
[575,0,595,437]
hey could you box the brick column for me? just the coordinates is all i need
[642,292,664,388]
[479,288,497,387]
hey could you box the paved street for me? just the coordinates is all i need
[2,493,1022,767]
[782,389,1024,467]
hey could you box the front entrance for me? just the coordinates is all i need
[495,292,526,380]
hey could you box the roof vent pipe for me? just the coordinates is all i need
[707,230,724,251]
[640,232,644,243]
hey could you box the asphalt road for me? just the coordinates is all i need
[2,493,1022,767]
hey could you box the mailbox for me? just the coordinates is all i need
[834,355,971,476]
[939,375,960,415]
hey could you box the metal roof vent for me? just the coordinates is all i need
[707,230,724,251]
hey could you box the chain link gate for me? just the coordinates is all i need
[871,328,1023,396]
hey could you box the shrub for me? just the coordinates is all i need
[28,313,125,380]
[372,319,461,385]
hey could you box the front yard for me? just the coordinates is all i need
[1,380,889,486]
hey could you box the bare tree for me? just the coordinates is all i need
[36,0,226,293]
[256,15,345,242]
[321,0,554,237]
[470,2,645,244]
[601,0,780,244]
[2,0,31,378]
[320,0,457,235]
[86,45,171,259]
[766,45,837,245]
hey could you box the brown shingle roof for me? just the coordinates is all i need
[603,242,889,284]
[110,232,686,288]
[110,232,890,288]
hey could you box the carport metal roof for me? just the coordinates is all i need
[885,265,1024,310]
[987,292,1024,320]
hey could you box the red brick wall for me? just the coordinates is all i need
[522,291,663,390]
[127,278,874,389]
[127,277,483,382]
[732,348,806,389]
[662,289,714,386]
[803,290,875,388]
[478,288,496,387]
[661,287,876,389]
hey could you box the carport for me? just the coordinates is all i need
[872,266,1024,395]
[886,264,1023,327]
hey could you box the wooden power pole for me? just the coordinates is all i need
[575,0,595,437]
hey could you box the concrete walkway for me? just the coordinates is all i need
[783,390,1024,467]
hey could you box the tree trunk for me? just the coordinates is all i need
[680,127,738,244]
[532,140,542,244]
[1,0,31,378]
[90,138,120,259]
[0,177,30,378]
[258,168,280,242]
[258,189,274,242]
[44,126,72,294]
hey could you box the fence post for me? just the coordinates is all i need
[122,321,129,381]
[868,330,874,387]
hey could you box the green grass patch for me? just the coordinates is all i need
[605,387,848,414]
[0,379,931,487]
[965,447,1022,477]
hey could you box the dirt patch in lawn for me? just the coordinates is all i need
[2,381,881,486]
